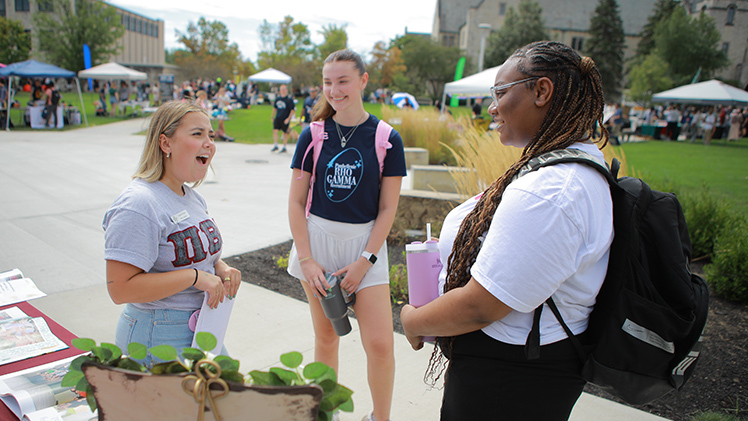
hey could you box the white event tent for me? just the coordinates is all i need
[78,62,147,81]
[651,79,748,106]
[441,65,501,109]
[248,68,292,84]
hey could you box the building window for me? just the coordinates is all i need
[38,0,52,11]
[726,5,736,25]
[572,37,584,52]
[499,2,506,16]
[0,0,6,17]
[154,23,158,37]
[15,0,29,12]
[722,42,730,54]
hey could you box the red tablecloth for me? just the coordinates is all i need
[0,301,82,420]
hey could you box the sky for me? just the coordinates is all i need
[106,0,437,62]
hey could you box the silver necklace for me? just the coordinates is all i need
[334,114,367,148]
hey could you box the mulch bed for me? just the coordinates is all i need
[227,240,748,421]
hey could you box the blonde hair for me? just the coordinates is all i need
[133,100,211,186]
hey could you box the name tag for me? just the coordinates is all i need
[170,210,190,224]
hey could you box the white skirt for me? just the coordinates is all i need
[287,215,389,291]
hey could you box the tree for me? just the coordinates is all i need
[0,17,31,64]
[317,24,348,62]
[33,0,124,72]
[395,34,463,99]
[367,41,407,92]
[636,0,680,57]
[174,17,242,81]
[628,54,673,104]
[257,16,316,87]
[484,0,548,68]
[653,7,728,85]
[586,0,626,102]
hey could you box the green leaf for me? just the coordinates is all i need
[303,362,335,383]
[61,370,84,388]
[86,389,98,412]
[317,410,332,421]
[181,347,205,362]
[280,351,303,369]
[91,346,113,362]
[100,343,122,361]
[150,361,186,374]
[69,355,92,371]
[75,375,90,393]
[269,367,301,385]
[221,371,245,383]
[149,344,178,361]
[195,332,217,352]
[215,356,240,374]
[71,338,96,352]
[338,397,354,412]
[127,342,147,360]
[117,358,145,372]
[248,370,284,386]
[324,383,354,410]
[317,378,339,394]
[319,399,334,413]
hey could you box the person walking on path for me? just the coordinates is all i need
[401,41,614,421]
[287,49,407,421]
[271,84,295,153]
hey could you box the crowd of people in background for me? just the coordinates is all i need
[630,103,747,144]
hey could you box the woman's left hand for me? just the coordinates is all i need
[216,265,241,300]
[400,304,424,350]
[333,258,370,295]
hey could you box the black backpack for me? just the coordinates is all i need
[51,90,61,106]
[522,148,709,405]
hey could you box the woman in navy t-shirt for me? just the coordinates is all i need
[288,49,406,421]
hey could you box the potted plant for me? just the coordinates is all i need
[63,332,353,421]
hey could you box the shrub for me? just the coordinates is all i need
[380,106,460,165]
[275,252,290,270]
[705,217,748,303]
[389,263,409,304]
[689,411,741,421]
[682,191,735,260]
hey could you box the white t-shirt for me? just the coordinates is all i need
[102,178,223,311]
[438,143,613,345]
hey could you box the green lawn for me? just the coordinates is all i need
[616,138,748,214]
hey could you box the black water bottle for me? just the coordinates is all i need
[319,274,356,336]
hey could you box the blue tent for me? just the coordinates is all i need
[1,59,87,130]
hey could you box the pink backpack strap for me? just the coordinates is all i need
[299,121,326,218]
[375,120,394,177]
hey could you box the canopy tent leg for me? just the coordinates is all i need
[75,78,88,127]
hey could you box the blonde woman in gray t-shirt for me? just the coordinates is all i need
[103,101,240,366]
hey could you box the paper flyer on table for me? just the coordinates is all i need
[0,315,69,366]
[191,295,235,353]
[0,269,47,306]
[0,355,87,420]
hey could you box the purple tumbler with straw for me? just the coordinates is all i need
[405,224,442,342]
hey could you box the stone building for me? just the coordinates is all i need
[684,0,748,87]
[433,0,748,88]
[432,0,657,73]
[2,0,166,81]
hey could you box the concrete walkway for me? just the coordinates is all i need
[0,119,668,420]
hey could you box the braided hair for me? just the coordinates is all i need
[425,40,608,384]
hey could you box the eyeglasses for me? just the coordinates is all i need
[489,77,539,105]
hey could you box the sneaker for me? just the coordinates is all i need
[331,411,340,421]
[271,145,279,152]
[280,147,287,153]
[361,412,374,421]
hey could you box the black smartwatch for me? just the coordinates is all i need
[361,251,377,265]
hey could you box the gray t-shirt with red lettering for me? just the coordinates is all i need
[103,178,223,311]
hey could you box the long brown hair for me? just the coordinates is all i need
[426,40,609,384]
[311,49,367,122]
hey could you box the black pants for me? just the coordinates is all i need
[440,331,586,421]
[44,104,58,127]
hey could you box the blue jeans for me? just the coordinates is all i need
[115,304,196,367]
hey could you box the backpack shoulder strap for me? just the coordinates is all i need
[517,148,621,190]
[374,120,394,177]
[299,121,327,218]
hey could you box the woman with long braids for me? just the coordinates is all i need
[401,41,614,420]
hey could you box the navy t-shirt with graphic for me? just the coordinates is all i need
[291,115,407,224]
[274,95,295,122]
